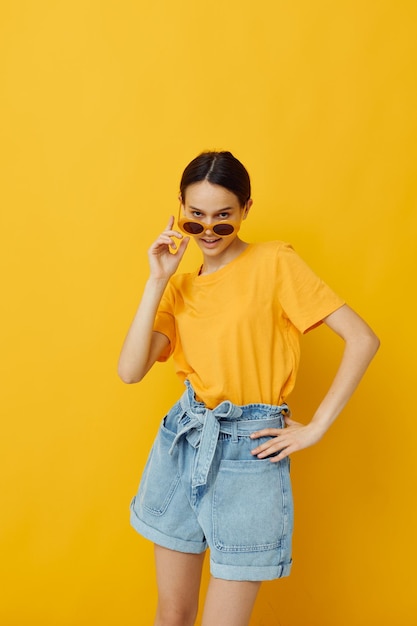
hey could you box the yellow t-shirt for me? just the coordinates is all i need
[154,241,344,408]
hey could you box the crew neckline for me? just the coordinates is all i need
[192,243,254,283]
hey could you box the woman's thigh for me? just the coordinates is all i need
[154,544,205,625]
[201,577,261,626]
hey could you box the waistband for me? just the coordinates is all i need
[169,380,290,489]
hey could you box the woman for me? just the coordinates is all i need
[118,151,379,626]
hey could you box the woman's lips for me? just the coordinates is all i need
[201,237,221,245]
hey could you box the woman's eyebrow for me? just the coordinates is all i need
[188,205,234,213]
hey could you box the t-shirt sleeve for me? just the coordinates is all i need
[276,243,345,334]
[153,282,176,361]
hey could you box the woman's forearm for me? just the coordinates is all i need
[309,325,380,435]
[250,304,380,461]
[118,277,169,383]
[118,217,189,384]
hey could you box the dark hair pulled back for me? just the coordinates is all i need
[180,151,251,207]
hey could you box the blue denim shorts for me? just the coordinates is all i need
[130,381,293,581]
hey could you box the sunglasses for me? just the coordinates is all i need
[177,207,241,237]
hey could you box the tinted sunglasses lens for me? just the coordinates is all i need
[213,223,234,236]
[182,222,204,234]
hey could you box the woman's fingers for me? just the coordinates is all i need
[250,422,324,462]
[163,215,183,239]
[150,217,185,252]
[147,216,190,280]
[250,428,286,458]
[154,235,179,250]
[176,235,190,257]
[250,427,281,440]
[165,215,175,230]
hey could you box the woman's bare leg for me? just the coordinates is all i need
[153,544,205,626]
[201,577,261,626]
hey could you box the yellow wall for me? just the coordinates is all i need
[1,1,416,624]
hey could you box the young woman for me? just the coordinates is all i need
[118,151,379,626]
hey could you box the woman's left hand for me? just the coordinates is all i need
[250,416,326,462]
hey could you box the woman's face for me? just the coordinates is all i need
[180,180,250,258]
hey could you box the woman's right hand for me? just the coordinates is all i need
[148,216,190,280]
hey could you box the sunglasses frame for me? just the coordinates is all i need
[177,206,242,238]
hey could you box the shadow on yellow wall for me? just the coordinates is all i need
[1,1,416,625]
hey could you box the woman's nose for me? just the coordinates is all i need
[204,220,215,234]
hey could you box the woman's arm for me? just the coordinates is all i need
[118,217,189,384]
[117,278,171,383]
[250,304,380,461]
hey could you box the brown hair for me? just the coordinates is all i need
[180,151,251,207]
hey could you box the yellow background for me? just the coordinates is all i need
[1,1,416,624]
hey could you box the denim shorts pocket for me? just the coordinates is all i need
[138,426,180,517]
[212,458,291,553]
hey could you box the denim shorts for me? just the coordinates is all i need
[130,380,293,581]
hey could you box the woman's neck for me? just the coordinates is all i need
[199,238,248,275]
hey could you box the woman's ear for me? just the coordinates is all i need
[243,198,253,219]
[178,194,185,209]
